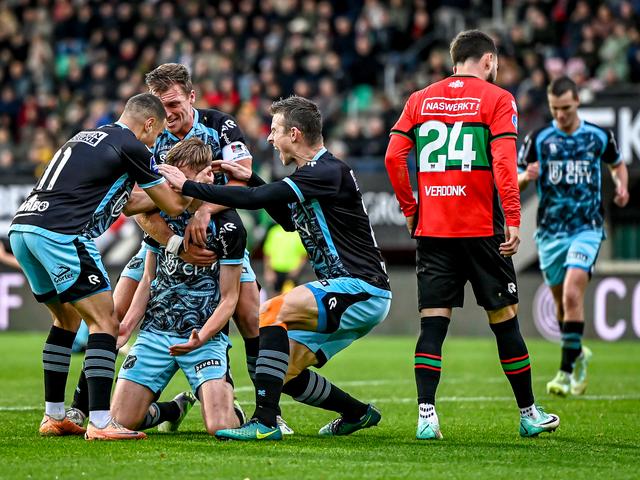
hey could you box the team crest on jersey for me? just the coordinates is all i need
[512,114,518,131]
[448,80,464,88]
[548,161,563,184]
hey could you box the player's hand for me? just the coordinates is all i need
[179,244,217,266]
[169,329,204,356]
[195,166,214,184]
[211,160,252,182]
[614,185,629,207]
[405,214,416,235]
[185,208,210,248]
[500,226,520,257]
[158,164,187,192]
[116,323,133,350]
[524,162,539,182]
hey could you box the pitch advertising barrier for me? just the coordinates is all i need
[1,265,638,341]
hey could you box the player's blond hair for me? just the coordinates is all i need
[145,63,193,96]
[165,138,212,172]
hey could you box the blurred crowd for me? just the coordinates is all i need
[1,0,639,179]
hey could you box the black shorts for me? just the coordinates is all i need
[416,235,518,311]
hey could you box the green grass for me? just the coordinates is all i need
[0,333,638,480]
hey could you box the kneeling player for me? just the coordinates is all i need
[110,138,244,435]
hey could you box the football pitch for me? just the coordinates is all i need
[0,333,638,480]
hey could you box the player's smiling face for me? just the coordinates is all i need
[156,84,196,138]
[267,113,294,166]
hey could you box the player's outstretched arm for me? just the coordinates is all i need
[169,264,242,356]
[117,250,156,349]
[159,164,298,210]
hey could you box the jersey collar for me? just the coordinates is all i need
[165,108,199,141]
[552,119,585,136]
[115,121,130,130]
[311,147,327,162]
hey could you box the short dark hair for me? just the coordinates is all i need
[270,96,323,145]
[145,63,193,96]
[450,30,497,65]
[166,137,212,171]
[123,93,166,121]
[547,76,579,100]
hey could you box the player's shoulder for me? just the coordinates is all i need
[582,120,613,137]
[524,124,554,144]
[197,108,237,129]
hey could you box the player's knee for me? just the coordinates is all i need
[562,288,582,312]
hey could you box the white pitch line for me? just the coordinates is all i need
[3,394,638,412]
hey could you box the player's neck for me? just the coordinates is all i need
[293,144,325,167]
[558,117,581,135]
[452,66,486,80]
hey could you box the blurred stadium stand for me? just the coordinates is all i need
[0,0,639,270]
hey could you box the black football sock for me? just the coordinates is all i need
[415,316,449,405]
[43,326,76,417]
[139,401,182,430]
[84,333,117,413]
[71,368,89,416]
[244,335,259,385]
[283,369,369,422]
[252,326,289,427]
[560,321,584,373]
[490,317,535,408]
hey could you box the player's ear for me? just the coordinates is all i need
[145,117,155,133]
[189,90,196,105]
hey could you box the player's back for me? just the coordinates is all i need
[285,149,390,291]
[393,75,518,237]
[12,125,161,240]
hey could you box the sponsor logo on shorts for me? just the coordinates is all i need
[507,282,517,294]
[122,355,137,369]
[425,185,466,197]
[52,265,73,284]
[568,251,589,262]
[88,274,100,285]
[194,359,221,373]
[328,297,337,310]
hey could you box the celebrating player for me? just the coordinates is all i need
[518,76,629,397]
[159,96,392,441]
[66,63,284,432]
[385,30,559,439]
[110,138,245,435]
[9,93,188,440]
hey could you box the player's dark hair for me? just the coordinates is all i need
[270,96,323,145]
[166,137,212,171]
[450,30,497,65]
[547,76,579,100]
[145,63,193,96]
[124,93,166,121]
